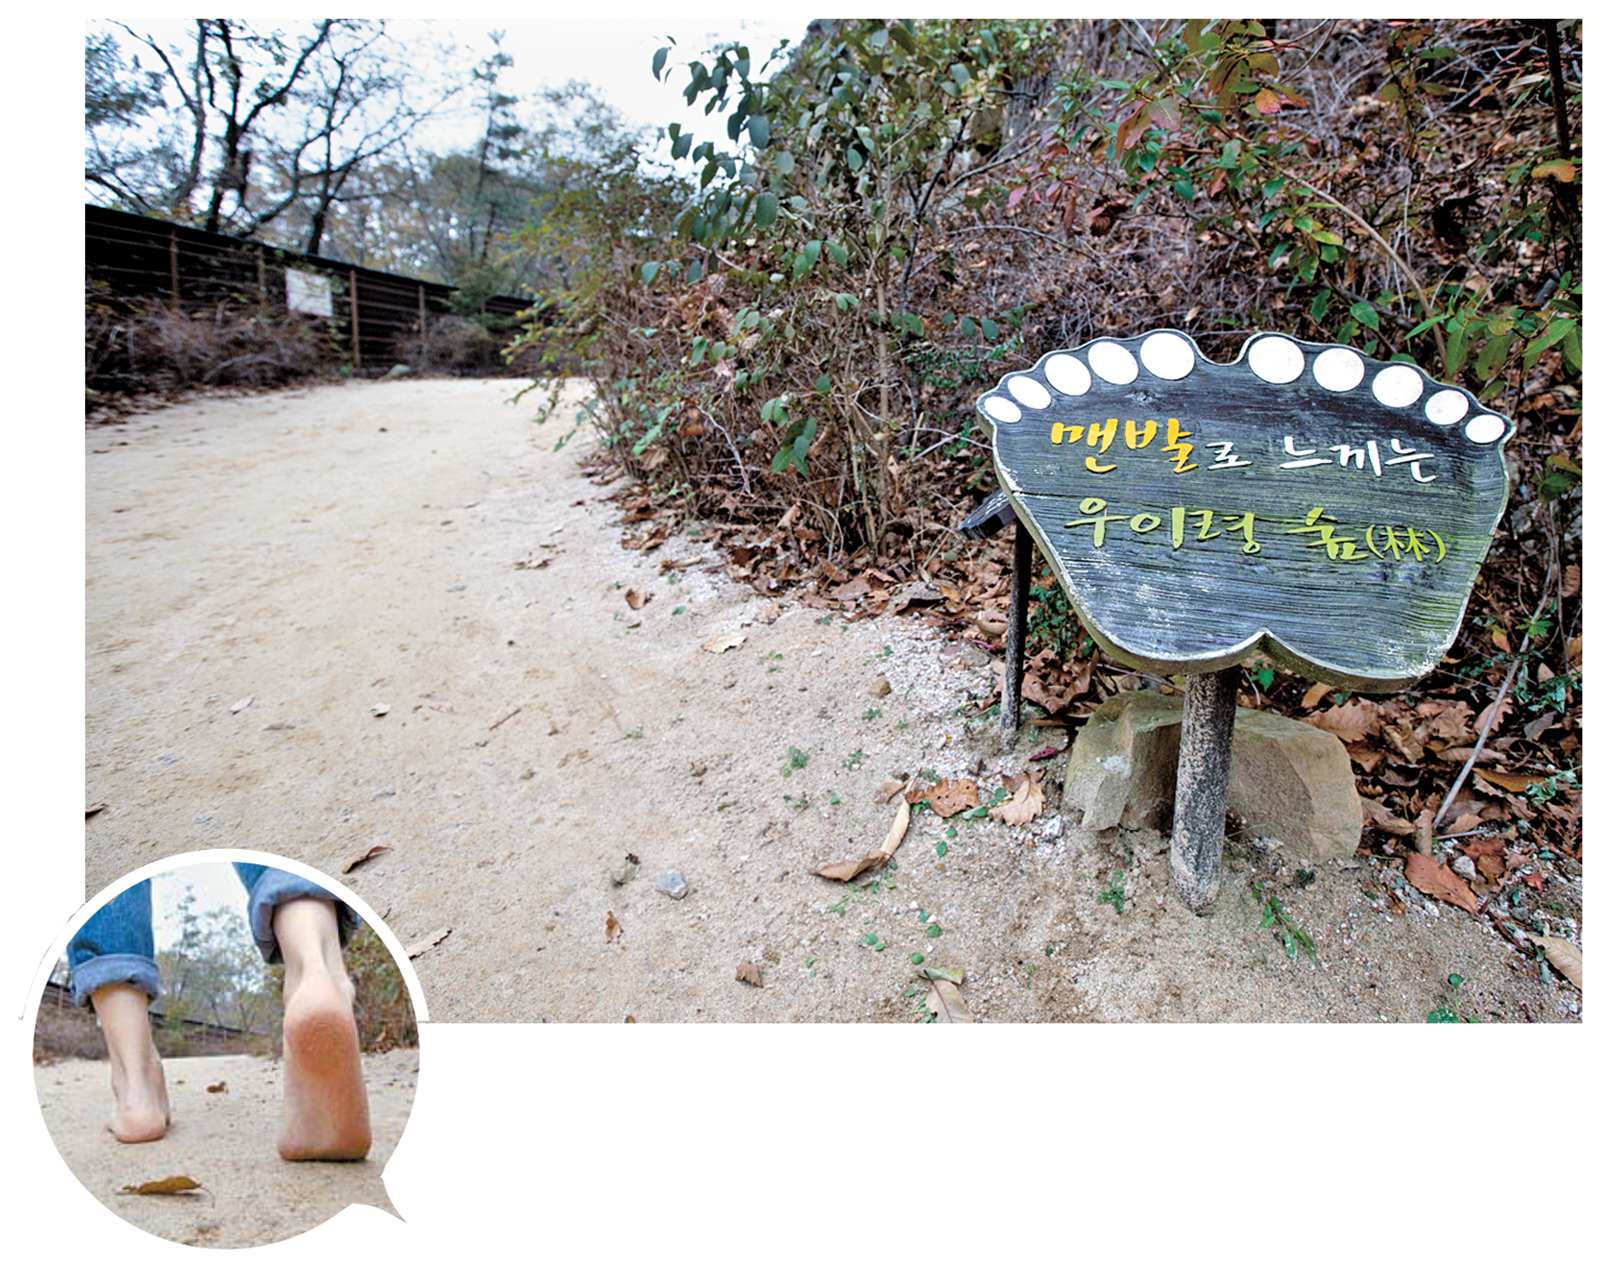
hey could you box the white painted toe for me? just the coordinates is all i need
[1246,335,1304,384]
[981,394,1021,423]
[1086,341,1138,385]
[1005,375,1051,410]
[1311,347,1364,392]
[1139,332,1195,380]
[1043,353,1090,396]
[1372,364,1424,408]
[1424,389,1468,425]
[1465,413,1506,445]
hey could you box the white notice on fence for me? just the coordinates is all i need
[285,268,333,317]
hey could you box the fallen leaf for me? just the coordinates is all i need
[371,702,390,718]
[906,776,980,817]
[605,911,623,943]
[872,779,906,804]
[1027,746,1061,763]
[735,961,765,988]
[1476,770,1541,793]
[86,801,107,819]
[1347,745,1384,773]
[341,843,390,874]
[1361,798,1412,836]
[756,601,781,624]
[1301,682,1334,709]
[405,927,451,958]
[1462,839,1507,886]
[922,965,964,984]
[816,797,910,881]
[991,769,1045,827]
[1528,934,1582,989]
[922,973,975,1023]
[701,631,746,654]
[1404,852,1480,914]
[1311,699,1379,742]
[206,1081,226,1094]
[624,588,650,610]
[121,1176,202,1196]
[869,676,892,698]
[229,696,253,714]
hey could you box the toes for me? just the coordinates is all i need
[1245,334,1304,383]
[1138,331,1195,380]
[1465,413,1507,444]
[1086,340,1138,384]
[1311,347,1364,391]
[976,330,1512,453]
[1371,363,1424,407]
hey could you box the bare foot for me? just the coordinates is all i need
[108,1051,170,1143]
[277,966,371,1161]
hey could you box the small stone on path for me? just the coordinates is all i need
[656,869,689,900]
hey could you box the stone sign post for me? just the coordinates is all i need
[970,330,1514,913]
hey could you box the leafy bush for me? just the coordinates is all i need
[512,18,1580,567]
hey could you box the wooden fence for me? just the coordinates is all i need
[85,203,542,386]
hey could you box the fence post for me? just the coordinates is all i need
[348,268,362,369]
[418,283,427,338]
[256,245,266,305]
[168,228,180,302]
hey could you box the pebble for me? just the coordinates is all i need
[656,868,689,900]
[373,787,396,800]
[1451,855,1477,880]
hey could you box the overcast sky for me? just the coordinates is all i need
[97,18,811,157]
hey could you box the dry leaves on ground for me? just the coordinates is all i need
[735,961,765,988]
[605,911,623,943]
[206,1081,226,1094]
[816,796,910,881]
[405,926,452,959]
[121,1176,203,1196]
[991,768,1045,827]
[921,969,975,1023]
[624,588,650,610]
[701,631,746,654]
[906,776,980,817]
[1528,934,1582,989]
[341,843,390,874]
[1404,853,1480,914]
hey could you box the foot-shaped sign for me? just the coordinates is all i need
[976,331,1514,691]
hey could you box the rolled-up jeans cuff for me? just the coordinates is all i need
[245,867,360,964]
[72,954,161,1007]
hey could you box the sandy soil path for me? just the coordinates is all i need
[34,1050,415,1248]
[85,381,1575,1023]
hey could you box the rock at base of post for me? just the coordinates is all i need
[1060,689,1363,864]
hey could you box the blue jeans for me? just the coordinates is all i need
[67,864,359,1006]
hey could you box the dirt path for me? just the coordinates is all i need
[86,381,1575,1023]
[34,1050,415,1247]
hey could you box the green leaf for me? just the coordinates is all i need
[1350,301,1380,330]
[1524,317,1577,366]
[746,114,770,149]
[640,261,661,285]
[652,46,669,81]
[754,191,778,228]
[826,240,849,267]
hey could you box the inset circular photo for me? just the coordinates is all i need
[31,853,423,1247]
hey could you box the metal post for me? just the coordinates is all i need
[348,269,362,369]
[1169,665,1243,914]
[1001,523,1034,736]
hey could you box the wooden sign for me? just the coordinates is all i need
[975,331,1514,691]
